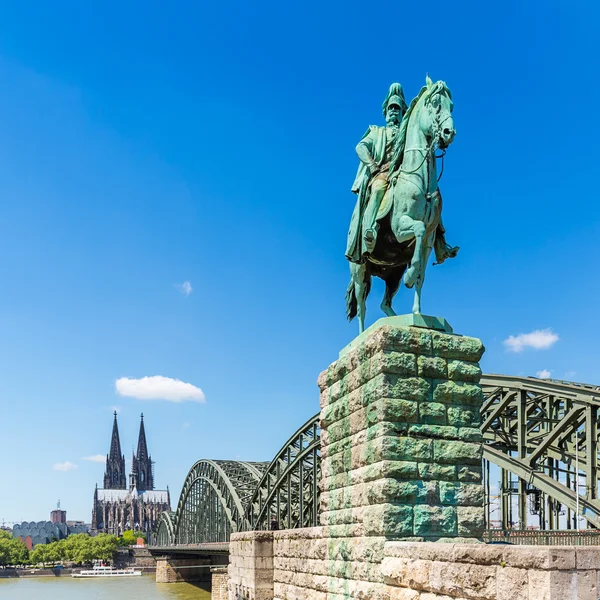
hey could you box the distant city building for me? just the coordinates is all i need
[50,501,67,524]
[91,413,170,536]
[12,520,88,548]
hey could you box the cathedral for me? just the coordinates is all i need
[91,412,171,536]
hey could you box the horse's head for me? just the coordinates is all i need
[419,76,455,149]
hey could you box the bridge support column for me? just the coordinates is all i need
[319,317,486,540]
[211,567,228,600]
[155,556,211,583]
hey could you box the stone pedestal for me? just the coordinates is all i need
[317,319,485,540]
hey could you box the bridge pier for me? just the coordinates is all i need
[227,320,600,598]
[155,556,211,583]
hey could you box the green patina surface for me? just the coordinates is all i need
[345,79,459,332]
[339,314,453,358]
[320,321,486,567]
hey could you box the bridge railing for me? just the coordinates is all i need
[485,529,600,546]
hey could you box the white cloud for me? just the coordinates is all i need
[83,454,106,463]
[53,461,78,472]
[115,376,205,403]
[176,281,193,296]
[504,329,559,353]
[536,369,552,379]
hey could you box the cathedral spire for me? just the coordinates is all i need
[103,412,126,489]
[109,411,122,461]
[137,413,149,462]
[131,413,154,491]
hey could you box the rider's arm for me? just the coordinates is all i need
[356,131,378,171]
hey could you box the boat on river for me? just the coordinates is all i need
[72,563,142,578]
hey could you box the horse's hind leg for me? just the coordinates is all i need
[380,267,405,317]
[350,262,370,334]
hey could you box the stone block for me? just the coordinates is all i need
[413,505,457,538]
[428,560,497,598]
[457,427,483,442]
[431,332,485,361]
[433,381,484,405]
[457,465,483,483]
[418,355,448,379]
[419,463,457,482]
[496,566,529,600]
[433,439,482,465]
[409,424,458,439]
[577,569,598,600]
[456,506,485,538]
[577,548,600,570]
[447,359,483,382]
[366,398,419,425]
[502,545,575,570]
[363,503,413,537]
[448,405,480,427]
[419,402,447,425]
[439,482,484,506]
[388,375,432,401]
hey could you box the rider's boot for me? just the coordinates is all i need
[363,224,379,253]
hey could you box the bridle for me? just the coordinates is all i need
[395,85,452,186]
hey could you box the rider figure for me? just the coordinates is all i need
[346,83,459,265]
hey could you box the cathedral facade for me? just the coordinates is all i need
[91,413,170,536]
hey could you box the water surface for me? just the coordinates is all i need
[0,575,211,599]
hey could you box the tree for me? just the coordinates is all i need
[93,534,119,562]
[118,529,145,546]
[9,538,28,565]
[0,533,29,567]
[30,544,50,567]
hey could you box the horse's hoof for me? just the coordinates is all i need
[404,268,416,289]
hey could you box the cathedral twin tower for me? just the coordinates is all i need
[91,412,170,536]
[103,412,154,492]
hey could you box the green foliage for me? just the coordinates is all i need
[27,533,120,567]
[0,533,29,566]
[118,529,146,546]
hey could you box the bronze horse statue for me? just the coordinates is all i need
[346,78,457,333]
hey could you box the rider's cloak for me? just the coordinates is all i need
[346,125,405,263]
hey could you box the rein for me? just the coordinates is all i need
[392,87,449,193]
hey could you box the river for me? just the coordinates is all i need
[0,575,211,599]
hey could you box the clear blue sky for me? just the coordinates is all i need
[1,0,598,523]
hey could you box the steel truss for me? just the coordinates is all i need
[481,375,600,530]
[158,415,321,545]
[245,414,321,531]
[156,511,175,546]
[156,375,600,546]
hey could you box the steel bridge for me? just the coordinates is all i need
[154,375,600,547]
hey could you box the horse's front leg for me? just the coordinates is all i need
[400,217,426,289]
[412,235,435,314]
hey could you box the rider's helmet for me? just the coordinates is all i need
[382,83,408,115]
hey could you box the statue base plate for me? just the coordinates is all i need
[340,314,453,358]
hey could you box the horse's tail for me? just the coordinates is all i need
[346,280,357,322]
[346,275,371,322]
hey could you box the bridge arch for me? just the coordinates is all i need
[155,511,175,546]
[172,460,267,544]
[245,413,321,531]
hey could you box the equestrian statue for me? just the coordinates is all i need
[346,76,458,333]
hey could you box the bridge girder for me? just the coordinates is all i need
[481,374,600,529]
[156,374,600,546]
